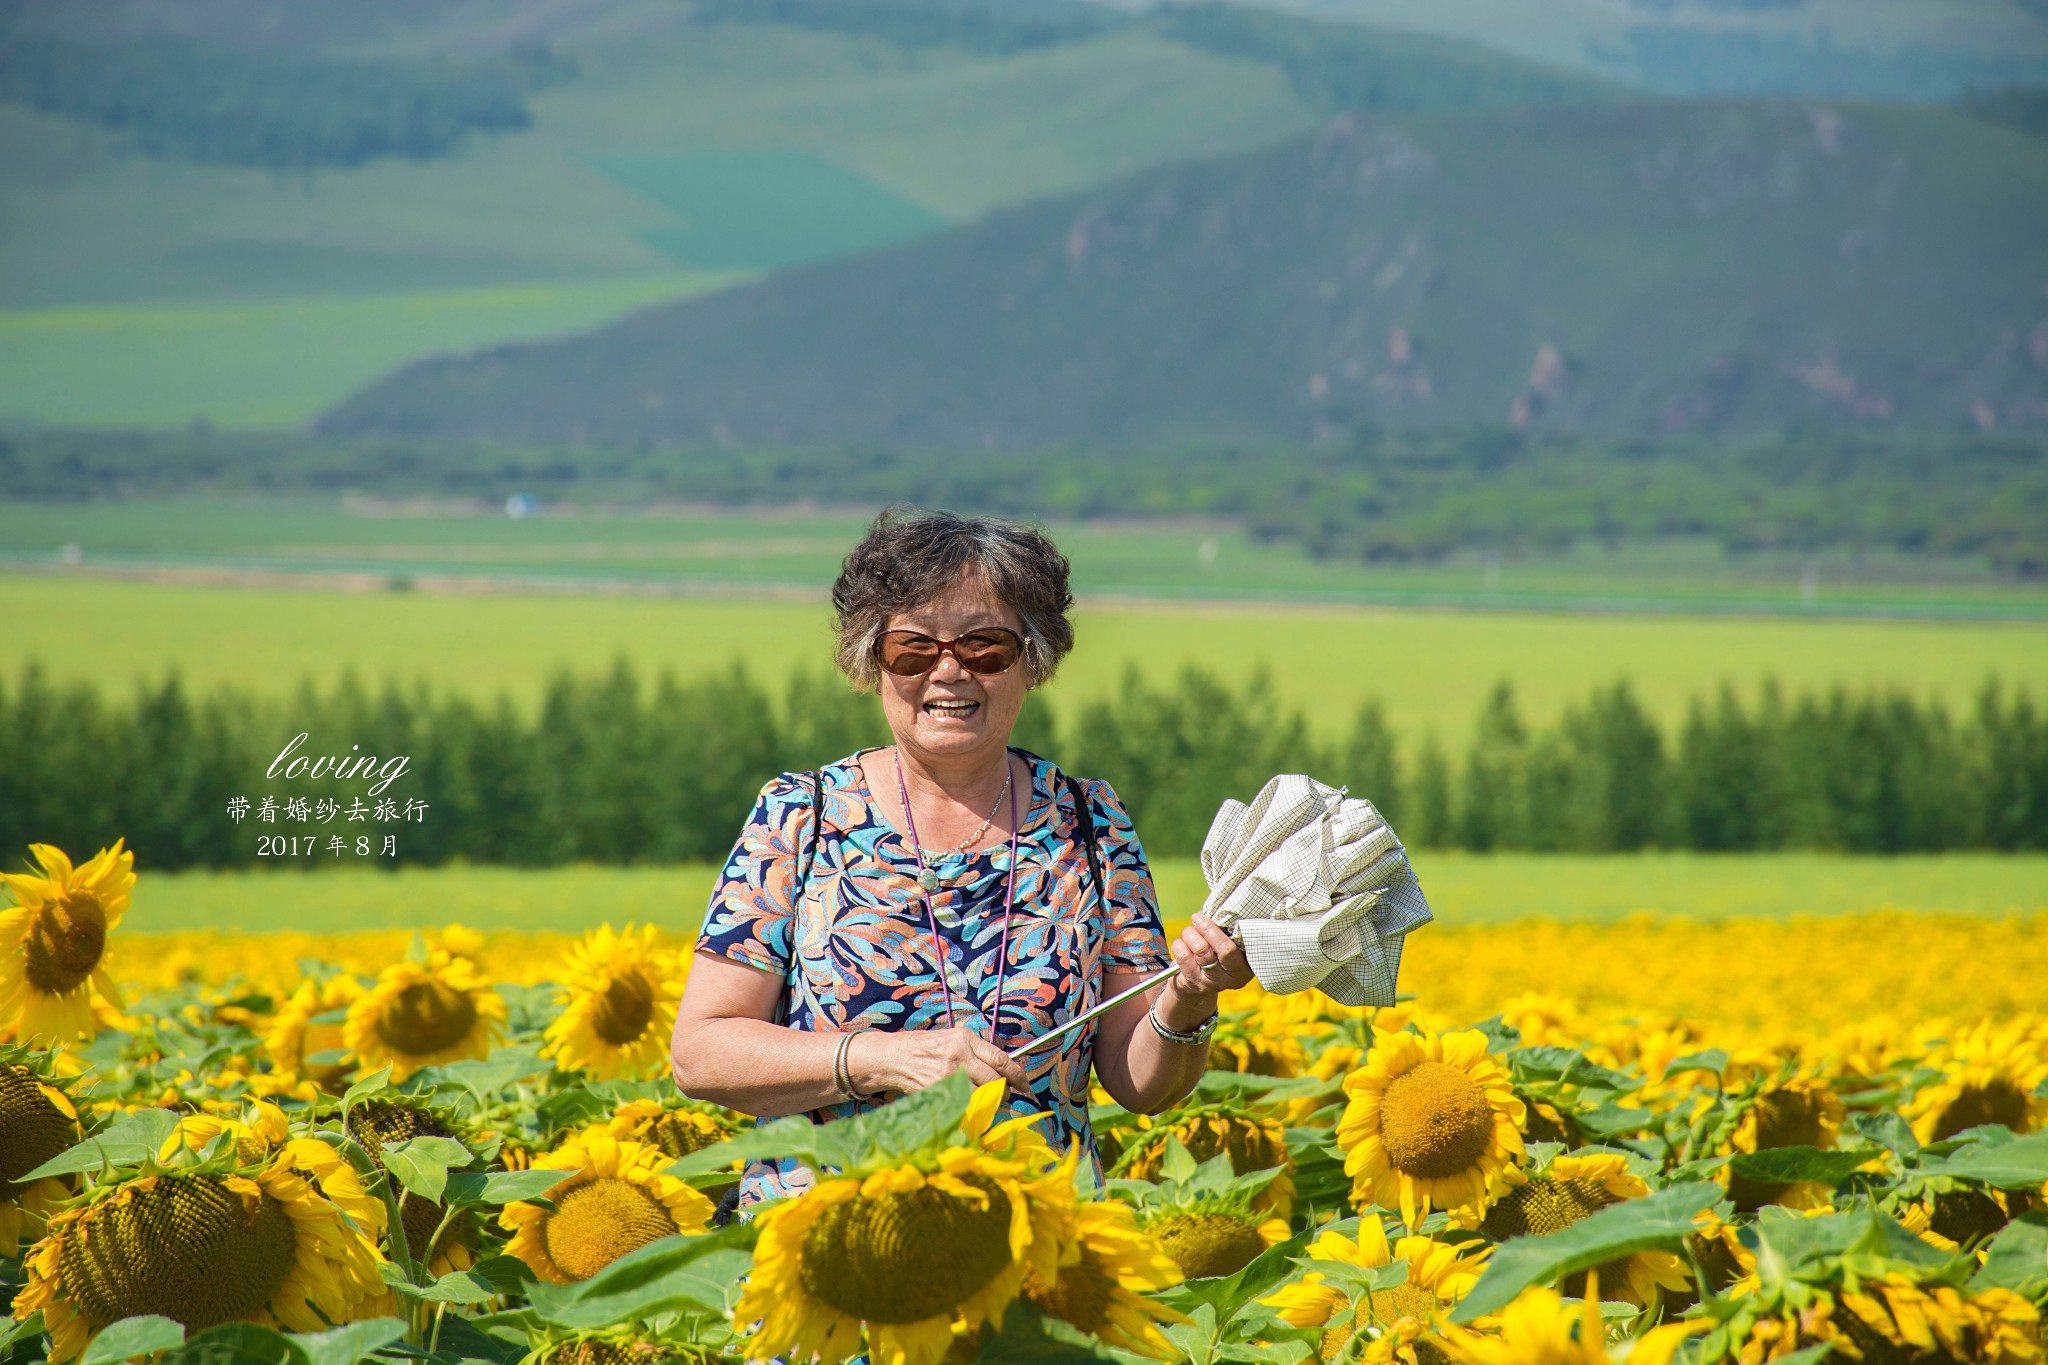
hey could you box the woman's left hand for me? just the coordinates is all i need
[1167,912,1254,1001]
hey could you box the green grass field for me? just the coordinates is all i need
[4,566,2041,744]
[0,277,740,428]
[122,852,2048,936]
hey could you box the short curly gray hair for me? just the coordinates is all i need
[832,507,1075,691]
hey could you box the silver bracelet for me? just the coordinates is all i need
[833,1033,871,1102]
[1148,996,1219,1046]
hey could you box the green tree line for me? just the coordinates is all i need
[1,663,2041,873]
[8,427,2043,574]
[0,35,536,170]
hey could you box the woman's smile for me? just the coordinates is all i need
[922,694,982,722]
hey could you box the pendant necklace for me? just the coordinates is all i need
[894,748,1022,1041]
[906,761,1011,892]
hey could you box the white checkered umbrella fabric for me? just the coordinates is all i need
[1010,773,1431,1057]
[1199,773,1431,1007]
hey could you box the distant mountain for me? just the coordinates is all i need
[320,98,2048,448]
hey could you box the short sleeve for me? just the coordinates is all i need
[697,774,813,975]
[1085,778,1171,974]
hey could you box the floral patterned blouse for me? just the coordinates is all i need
[697,747,1169,1207]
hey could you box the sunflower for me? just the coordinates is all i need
[735,1141,1076,1365]
[602,1097,736,1159]
[534,1333,689,1365]
[503,1132,715,1284]
[1901,1185,2018,1251]
[1905,1020,2048,1144]
[1127,1109,1296,1219]
[158,1099,291,1166]
[1337,1027,1526,1227]
[1021,1199,1188,1358]
[1428,1281,1705,1365]
[1209,1011,1309,1078]
[1263,1217,1488,1364]
[0,841,133,1045]
[1,1058,80,1254]
[343,948,506,1081]
[1724,1076,1847,1211]
[13,1141,385,1362]
[542,924,686,1081]
[1685,1210,1754,1297]
[345,1098,478,1274]
[265,972,364,1091]
[1469,1153,1690,1311]
[1142,1200,1291,1282]
[1720,1275,2042,1364]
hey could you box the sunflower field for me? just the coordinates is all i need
[5,838,2048,1365]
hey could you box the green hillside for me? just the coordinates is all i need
[0,1,1628,426]
[1220,0,2048,98]
[320,99,2048,445]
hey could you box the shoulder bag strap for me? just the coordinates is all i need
[773,770,823,1032]
[1062,773,1106,915]
[797,768,824,897]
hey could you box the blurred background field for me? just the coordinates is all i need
[123,851,2048,936]
[5,574,2042,748]
[5,0,2047,906]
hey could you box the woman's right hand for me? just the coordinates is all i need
[850,1026,1028,1098]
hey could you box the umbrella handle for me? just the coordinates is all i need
[1007,966,1178,1058]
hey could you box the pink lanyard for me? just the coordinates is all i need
[895,754,1023,1044]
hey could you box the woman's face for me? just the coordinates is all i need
[877,568,1030,770]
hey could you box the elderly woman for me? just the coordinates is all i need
[671,508,1252,1208]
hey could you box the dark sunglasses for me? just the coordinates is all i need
[874,628,1029,677]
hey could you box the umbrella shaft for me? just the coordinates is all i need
[1008,967,1175,1058]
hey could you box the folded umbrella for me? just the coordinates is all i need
[1010,774,1431,1057]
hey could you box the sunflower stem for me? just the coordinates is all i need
[428,1302,447,1357]
[423,1201,464,1271]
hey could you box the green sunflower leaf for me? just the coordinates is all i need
[1968,1211,2048,1301]
[1755,1346,1837,1365]
[294,1318,409,1365]
[1508,1047,1634,1092]
[425,1315,526,1365]
[341,1064,395,1112]
[1449,1181,1720,1323]
[21,1107,180,1181]
[1471,1016,1521,1055]
[1749,1205,1950,1283]
[1912,1130,2048,1188]
[380,1134,473,1203]
[1726,1146,1873,1185]
[1576,1104,1654,1138]
[400,1048,547,1104]
[535,1086,613,1133]
[1847,1112,1920,1157]
[407,1268,503,1304]
[161,1322,305,1365]
[444,1167,572,1205]
[470,1254,538,1294]
[82,1315,185,1365]
[525,1225,757,1328]
[0,1312,45,1357]
[1664,1050,1730,1079]
[974,1304,1124,1362]
[666,1070,980,1177]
